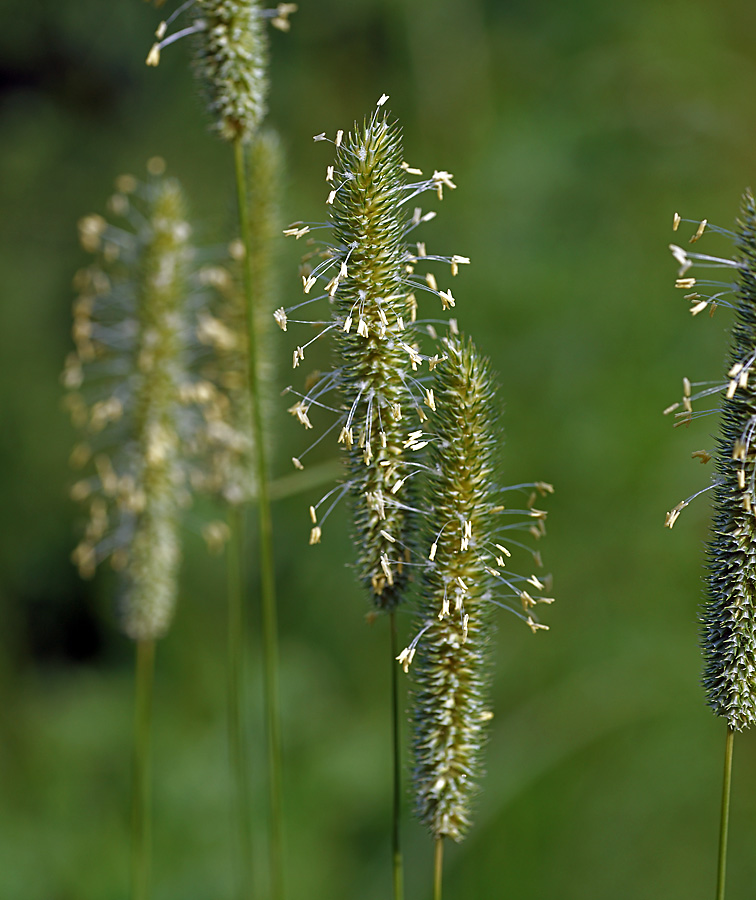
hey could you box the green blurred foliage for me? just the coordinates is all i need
[4,0,756,897]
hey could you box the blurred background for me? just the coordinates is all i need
[4,0,756,898]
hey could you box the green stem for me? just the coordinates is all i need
[715,725,735,900]
[132,638,155,900]
[228,505,254,899]
[233,136,284,900]
[433,836,444,900]
[390,611,404,900]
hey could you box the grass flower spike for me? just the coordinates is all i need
[64,161,206,640]
[665,196,756,729]
[408,337,552,843]
[146,1,296,143]
[665,195,756,900]
[283,97,468,610]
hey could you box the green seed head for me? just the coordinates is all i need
[702,191,756,729]
[282,101,465,610]
[193,0,269,143]
[65,162,196,640]
[409,337,552,839]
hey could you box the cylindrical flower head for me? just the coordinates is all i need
[327,111,417,608]
[282,99,468,610]
[193,0,269,143]
[411,338,498,840]
[704,191,756,730]
[410,337,551,839]
[65,164,194,641]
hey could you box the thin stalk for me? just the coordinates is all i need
[433,836,444,900]
[132,638,155,900]
[390,611,404,900]
[228,504,254,899]
[715,725,735,900]
[233,136,284,900]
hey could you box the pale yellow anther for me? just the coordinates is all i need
[401,162,423,176]
[664,502,685,528]
[146,43,161,66]
[396,646,414,674]
[326,165,334,182]
[690,218,707,243]
[380,553,393,585]
[456,576,467,592]
[416,242,427,257]
[670,244,691,275]
[462,614,469,642]
[663,402,680,415]
[273,307,287,331]
[309,526,322,545]
[313,132,327,142]
[377,93,389,107]
[676,278,696,289]
[429,542,438,561]
[439,289,455,309]
[326,190,337,205]
[432,170,456,199]
[335,129,343,147]
[439,596,450,619]
[673,212,681,231]
[528,575,545,590]
[156,21,167,39]
[690,300,709,316]
[288,401,312,429]
[526,617,549,634]
[683,377,691,397]
[357,318,369,338]
[309,505,317,524]
[691,449,712,464]
[450,255,470,277]
[738,470,746,490]
[495,543,511,557]
[741,370,750,389]
[343,315,352,333]
[380,530,396,543]
[391,477,406,494]
[283,225,310,239]
[425,388,436,411]
[303,274,317,294]
[727,380,738,399]
[425,272,438,292]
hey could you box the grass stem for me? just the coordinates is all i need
[233,136,284,900]
[132,638,155,900]
[433,836,444,900]
[228,504,254,899]
[715,725,735,900]
[390,611,404,900]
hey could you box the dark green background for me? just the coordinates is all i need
[3,0,756,897]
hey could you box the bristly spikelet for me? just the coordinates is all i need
[327,110,418,608]
[408,337,552,840]
[64,163,212,640]
[192,0,269,143]
[702,191,756,730]
[282,99,467,610]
